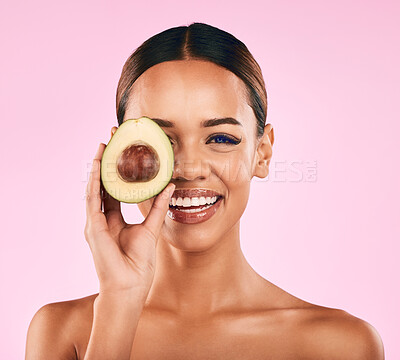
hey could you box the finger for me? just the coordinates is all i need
[103,190,122,216]
[102,181,125,228]
[101,181,121,212]
[142,183,175,238]
[103,127,121,214]
[86,143,106,218]
[102,126,124,225]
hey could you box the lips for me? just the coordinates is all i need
[167,188,224,224]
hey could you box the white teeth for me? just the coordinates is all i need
[169,195,220,207]
[191,197,200,206]
[183,197,191,207]
[172,204,213,213]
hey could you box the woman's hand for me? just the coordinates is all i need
[84,140,175,296]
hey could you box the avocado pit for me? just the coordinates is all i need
[116,141,160,182]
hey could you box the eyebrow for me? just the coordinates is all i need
[148,117,243,128]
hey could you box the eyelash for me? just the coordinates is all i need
[207,134,242,145]
[168,134,241,146]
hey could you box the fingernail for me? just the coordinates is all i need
[168,183,176,197]
[94,143,101,157]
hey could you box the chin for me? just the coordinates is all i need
[161,220,225,253]
[164,235,220,253]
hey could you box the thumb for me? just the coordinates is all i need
[142,183,175,238]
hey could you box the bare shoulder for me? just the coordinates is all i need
[295,304,385,360]
[251,281,384,359]
[26,293,98,360]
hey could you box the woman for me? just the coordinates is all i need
[26,22,384,359]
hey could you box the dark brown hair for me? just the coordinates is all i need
[116,22,268,138]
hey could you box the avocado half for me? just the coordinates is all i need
[101,117,174,203]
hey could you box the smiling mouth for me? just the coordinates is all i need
[168,195,223,213]
[166,188,224,224]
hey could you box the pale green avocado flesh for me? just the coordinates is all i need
[101,117,174,203]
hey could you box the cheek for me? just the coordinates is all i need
[214,152,253,215]
[215,151,254,186]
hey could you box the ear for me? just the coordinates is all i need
[253,123,274,179]
[111,126,118,137]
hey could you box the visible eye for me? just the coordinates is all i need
[206,134,242,145]
[167,136,174,145]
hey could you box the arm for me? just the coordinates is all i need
[82,142,175,359]
[337,316,385,360]
[83,289,147,360]
[25,303,77,360]
[302,309,385,360]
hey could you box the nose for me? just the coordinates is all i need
[172,143,210,181]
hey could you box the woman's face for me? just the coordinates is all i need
[122,60,273,252]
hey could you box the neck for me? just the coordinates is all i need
[145,222,263,317]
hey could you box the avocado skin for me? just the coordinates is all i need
[100,117,174,204]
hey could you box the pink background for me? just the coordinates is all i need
[1,0,399,358]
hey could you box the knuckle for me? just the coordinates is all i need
[85,193,100,202]
[152,199,164,211]
[84,223,92,241]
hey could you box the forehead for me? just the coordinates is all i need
[124,60,252,126]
